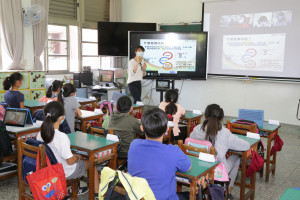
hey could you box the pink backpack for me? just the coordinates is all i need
[0,105,5,120]
[185,138,229,182]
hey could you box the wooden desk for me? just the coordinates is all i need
[67,132,119,200]
[76,110,104,132]
[176,155,219,200]
[231,119,281,182]
[181,111,203,137]
[76,97,98,110]
[259,122,281,182]
[279,188,300,200]
[229,134,260,200]
[7,123,41,139]
[24,100,46,115]
[4,123,41,180]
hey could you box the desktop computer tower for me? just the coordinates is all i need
[74,73,81,88]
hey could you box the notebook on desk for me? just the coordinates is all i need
[3,108,33,127]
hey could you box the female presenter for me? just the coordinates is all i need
[127,46,147,104]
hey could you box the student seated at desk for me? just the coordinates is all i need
[3,72,25,109]
[58,83,82,132]
[128,108,191,200]
[159,89,186,142]
[39,80,63,103]
[108,96,143,159]
[190,104,250,199]
[37,102,99,197]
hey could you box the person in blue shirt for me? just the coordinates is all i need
[3,72,25,108]
[128,108,191,200]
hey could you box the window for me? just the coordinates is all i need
[81,28,100,70]
[49,0,77,21]
[47,25,69,71]
[84,0,110,22]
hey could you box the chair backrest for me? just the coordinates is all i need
[17,137,47,200]
[227,120,257,135]
[178,138,215,157]
[238,109,264,127]
[90,127,114,137]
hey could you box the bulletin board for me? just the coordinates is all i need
[0,71,46,101]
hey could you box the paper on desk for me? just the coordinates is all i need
[268,120,280,125]
[198,152,215,162]
[193,110,202,115]
[35,120,43,126]
[94,109,103,114]
[80,110,98,117]
[246,132,260,139]
[136,101,144,106]
[168,121,174,127]
[106,134,119,142]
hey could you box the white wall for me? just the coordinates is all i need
[122,0,300,125]
[121,0,203,24]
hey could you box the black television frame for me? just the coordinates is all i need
[97,22,157,56]
[129,31,208,80]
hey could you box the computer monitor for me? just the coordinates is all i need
[80,72,93,86]
[99,70,114,83]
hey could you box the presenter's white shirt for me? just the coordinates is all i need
[127,59,145,84]
[37,129,76,177]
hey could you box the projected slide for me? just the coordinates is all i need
[140,39,197,74]
[222,34,286,72]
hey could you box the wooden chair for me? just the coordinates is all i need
[89,127,126,169]
[178,140,216,156]
[178,140,229,200]
[227,120,264,177]
[17,138,80,200]
[226,120,257,135]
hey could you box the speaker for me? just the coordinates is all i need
[73,73,81,88]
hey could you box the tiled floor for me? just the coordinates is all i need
[1,122,300,200]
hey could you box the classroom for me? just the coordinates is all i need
[0,0,299,199]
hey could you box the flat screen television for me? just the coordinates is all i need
[129,31,208,80]
[98,22,157,56]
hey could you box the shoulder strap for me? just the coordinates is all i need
[104,176,119,200]
[36,150,51,171]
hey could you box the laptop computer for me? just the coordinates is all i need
[3,108,33,127]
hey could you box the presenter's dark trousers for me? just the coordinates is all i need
[128,80,141,104]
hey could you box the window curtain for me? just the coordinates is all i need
[109,0,121,22]
[0,0,24,70]
[32,0,49,70]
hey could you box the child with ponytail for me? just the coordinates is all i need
[3,72,24,108]
[39,80,63,103]
[57,83,82,132]
[190,104,250,198]
[159,89,186,141]
[37,101,99,197]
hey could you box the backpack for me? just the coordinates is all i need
[100,101,114,130]
[32,109,71,134]
[22,138,58,184]
[231,119,265,155]
[0,102,9,109]
[184,138,229,182]
[86,120,108,136]
[0,120,13,165]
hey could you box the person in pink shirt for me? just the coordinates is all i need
[39,80,63,103]
[159,89,186,142]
